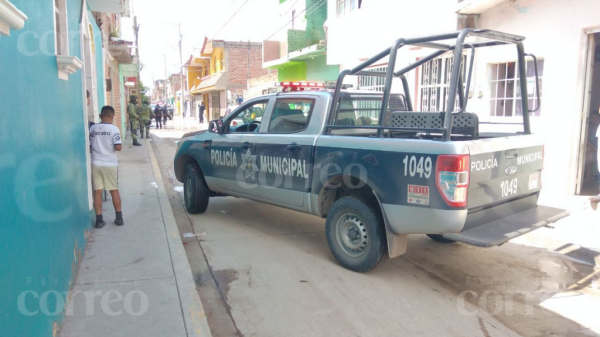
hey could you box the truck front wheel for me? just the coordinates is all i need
[184,163,209,214]
[326,197,388,272]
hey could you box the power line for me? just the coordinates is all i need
[263,0,327,41]
[212,0,251,40]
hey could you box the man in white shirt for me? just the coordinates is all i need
[90,106,124,228]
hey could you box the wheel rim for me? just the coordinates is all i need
[335,213,368,258]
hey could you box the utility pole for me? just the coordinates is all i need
[133,16,141,104]
[178,23,186,118]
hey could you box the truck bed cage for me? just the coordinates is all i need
[326,29,540,141]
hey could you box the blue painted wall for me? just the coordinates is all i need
[0,0,103,335]
[90,9,106,109]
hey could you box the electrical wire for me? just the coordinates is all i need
[211,0,251,40]
[263,0,327,41]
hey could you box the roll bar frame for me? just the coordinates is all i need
[327,29,536,141]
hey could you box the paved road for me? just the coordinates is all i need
[150,128,600,337]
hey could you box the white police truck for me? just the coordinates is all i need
[174,30,568,272]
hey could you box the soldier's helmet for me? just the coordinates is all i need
[142,97,150,105]
[130,95,138,102]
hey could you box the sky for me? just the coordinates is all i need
[121,0,296,89]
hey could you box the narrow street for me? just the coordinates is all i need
[150,126,600,337]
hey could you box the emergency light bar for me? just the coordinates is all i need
[277,82,324,87]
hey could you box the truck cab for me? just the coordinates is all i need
[175,29,568,272]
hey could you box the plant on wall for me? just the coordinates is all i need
[109,26,120,38]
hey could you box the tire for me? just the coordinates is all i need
[426,234,456,244]
[184,163,210,214]
[325,196,388,272]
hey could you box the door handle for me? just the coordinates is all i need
[243,142,252,149]
[287,143,301,151]
[505,149,518,159]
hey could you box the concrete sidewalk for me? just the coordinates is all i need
[59,137,212,337]
[514,193,600,267]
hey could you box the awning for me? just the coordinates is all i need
[191,72,228,94]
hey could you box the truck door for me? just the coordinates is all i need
[256,97,318,208]
[209,99,271,197]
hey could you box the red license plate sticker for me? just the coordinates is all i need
[408,185,430,205]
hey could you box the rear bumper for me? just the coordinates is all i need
[382,204,467,234]
[443,205,569,247]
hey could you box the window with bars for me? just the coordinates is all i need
[358,66,387,92]
[54,0,68,55]
[488,59,544,117]
[337,0,362,17]
[418,56,467,112]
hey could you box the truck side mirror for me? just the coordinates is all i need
[209,119,224,134]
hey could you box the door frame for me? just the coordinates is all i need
[575,31,598,194]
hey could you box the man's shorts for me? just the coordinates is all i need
[92,165,118,191]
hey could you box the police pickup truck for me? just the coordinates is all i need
[174,29,568,272]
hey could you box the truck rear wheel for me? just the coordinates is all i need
[326,197,388,272]
[184,163,209,214]
[426,234,456,244]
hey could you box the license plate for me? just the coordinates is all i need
[529,173,539,190]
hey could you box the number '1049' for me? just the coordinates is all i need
[403,155,432,178]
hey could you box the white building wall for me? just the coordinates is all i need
[477,0,600,195]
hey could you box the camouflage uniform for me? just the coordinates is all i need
[139,99,154,138]
[128,95,142,145]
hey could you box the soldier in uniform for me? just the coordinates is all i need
[127,95,142,146]
[139,98,154,138]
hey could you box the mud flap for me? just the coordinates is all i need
[373,192,408,258]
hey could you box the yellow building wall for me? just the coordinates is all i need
[210,47,225,75]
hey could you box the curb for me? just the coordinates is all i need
[146,140,213,337]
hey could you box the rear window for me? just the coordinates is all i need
[267,98,315,133]
[333,93,407,127]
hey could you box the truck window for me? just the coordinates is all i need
[332,93,407,135]
[227,101,268,133]
[267,98,315,133]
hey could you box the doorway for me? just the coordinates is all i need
[577,32,600,195]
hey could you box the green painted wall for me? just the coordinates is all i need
[278,63,307,82]
[306,55,339,82]
[0,0,101,335]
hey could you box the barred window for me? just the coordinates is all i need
[418,56,467,112]
[358,66,387,92]
[489,60,544,117]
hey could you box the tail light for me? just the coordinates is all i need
[232,121,238,126]
[435,154,470,208]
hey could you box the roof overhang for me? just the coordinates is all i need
[193,72,228,94]
[456,0,507,14]
[108,40,133,63]
[263,44,326,69]
[88,0,128,15]
[289,44,327,61]
[0,0,27,38]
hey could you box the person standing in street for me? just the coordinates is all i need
[154,103,163,129]
[127,95,142,146]
[139,98,154,138]
[163,104,169,126]
[590,107,600,203]
[90,106,124,228]
[199,101,205,124]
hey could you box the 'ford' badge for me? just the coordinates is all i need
[505,165,517,176]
